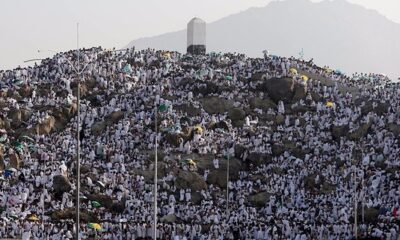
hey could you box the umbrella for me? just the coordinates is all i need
[335,69,343,75]
[326,101,334,108]
[164,52,171,59]
[12,79,24,86]
[187,159,196,165]
[27,215,40,221]
[193,125,203,134]
[158,104,168,112]
[8,168,17,172]
[301,75,309,81]
[289,68,298,75]
[226,75,233,81]
[91,201,101,208]
[4,170,13,178]
[96,181,105,188]
[21,136,35,142]
[88,223,102,230]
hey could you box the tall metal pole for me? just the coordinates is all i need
[75,22,81,240]
[153,105,158,240]
[226,150,230,216]
[354,172,358,240]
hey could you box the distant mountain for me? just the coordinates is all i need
[126,0,400,79]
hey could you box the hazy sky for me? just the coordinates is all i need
[1,0,399,71]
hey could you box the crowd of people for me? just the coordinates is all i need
[0,47,399,239]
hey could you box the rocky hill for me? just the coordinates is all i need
[0,48,399,239]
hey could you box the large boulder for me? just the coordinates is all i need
[248,192,271,207]
[201,97,234,114]
[275,114,285,125]
[174,104,201,117]
[35,116,56,135]
[350,123,371,141]
[9,153,21,169]
[52,175,72,196]
[272,144,285,156]
[331,125,350,141]
[234,145,246,159]
[0,146,5,171]
[164,133,184,147]
[387,123,400,138]
[261,77,306,104]
[228,108,245,127]
[175,170,207,191]
[86,194,113,209]
[51,208,97,223]
[91,111,124,135]
[9,110,22,128]
[160,214,177,223]
[246,152,272,166]
[193,82,220,96]
[249,97,276,110]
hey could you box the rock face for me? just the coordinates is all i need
[261,77,306,104]
[176,170,207,191]
[52,175,72,197]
